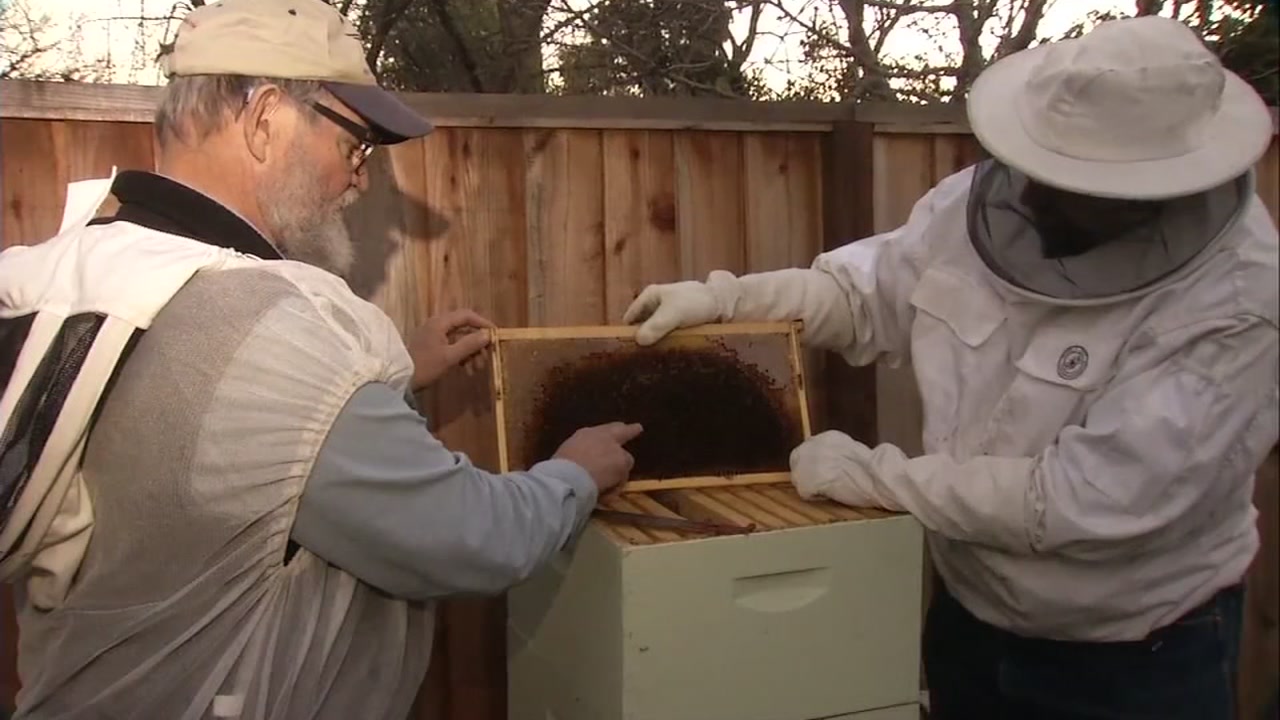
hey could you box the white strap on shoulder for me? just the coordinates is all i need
[0,315,138,609]
[58,166,119,234]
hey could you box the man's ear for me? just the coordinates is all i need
[242,84,288,164]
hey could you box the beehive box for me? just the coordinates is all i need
[493,322,924,720]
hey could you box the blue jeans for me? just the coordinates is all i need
[924,580,1243,720]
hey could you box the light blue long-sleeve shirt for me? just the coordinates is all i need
[290,382,597,600]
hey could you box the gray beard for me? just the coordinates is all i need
[257,143,357,277]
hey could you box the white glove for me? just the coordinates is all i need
[791,430,1039,551]
[624,268,857,348]
[623,279,722,346]
[789,430,907,511]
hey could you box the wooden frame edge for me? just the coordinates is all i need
[490,321,794,341]
[490,335,510,473]
[788,321,813,440]
[619,472,792,493]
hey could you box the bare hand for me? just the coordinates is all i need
[553,422,644,494]
[407,309,495,391]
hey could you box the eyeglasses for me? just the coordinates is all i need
[242,87,378,172]
[307,101,377,171]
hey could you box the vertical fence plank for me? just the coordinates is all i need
[602,130,679,322]
[743,131,829,428]
[742,132,795,272]
[788,134,826,269]
[345,139,429,334]
[819,119,879,447]
[870,134,933,460]
[931,133,984,181]
[675,130,746,279]
[742,132,823,272]
[58,121,154,223]
[525,129,606,326]
[481,130,534,330]
[59,120,155,191]
[1,119,155,248]
[1,120,63,247]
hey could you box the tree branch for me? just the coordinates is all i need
[426,0,486,91]
[865,0,958,12]
[364,0,415,78]
[1135,0,1164,15]
[730,0,766,66]
[838,0,896,99]
[949,0,988,100]
[994,0,1051,58]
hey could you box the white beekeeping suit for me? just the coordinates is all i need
[624,16,1280,643]
[0,173,433,719]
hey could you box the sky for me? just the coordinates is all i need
[17,0,1134,88]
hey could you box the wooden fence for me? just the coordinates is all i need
[1,79,1277,719]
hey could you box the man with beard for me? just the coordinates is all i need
[0,0,640,718]
[625,16,1278,720]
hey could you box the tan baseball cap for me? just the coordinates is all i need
[158,0,432,144]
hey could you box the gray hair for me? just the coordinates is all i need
[153,75,324,150]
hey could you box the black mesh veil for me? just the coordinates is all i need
[0,314,105,535]
[966,158,1248,301]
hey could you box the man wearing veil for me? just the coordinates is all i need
[626,16,1279,720]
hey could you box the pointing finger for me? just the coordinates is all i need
[606,422,644,443]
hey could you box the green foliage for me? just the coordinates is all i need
[1211,0,1278,104]
[365,0,548,93]
[554,0,761,98]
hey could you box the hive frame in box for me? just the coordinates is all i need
[488,321,812,494]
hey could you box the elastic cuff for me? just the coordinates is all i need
[705,269,742,321]
[531,458,598,531]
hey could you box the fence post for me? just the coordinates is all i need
[819,106,878,445]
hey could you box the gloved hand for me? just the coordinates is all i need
[624,268,857,349]
[791,430,1039,552]
[623,278,723,346]
[789,430,907,511]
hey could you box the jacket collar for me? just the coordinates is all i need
[89,170,284,261]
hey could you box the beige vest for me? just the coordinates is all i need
[3,176,433,719]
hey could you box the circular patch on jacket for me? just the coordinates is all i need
[1057,345,1089,381]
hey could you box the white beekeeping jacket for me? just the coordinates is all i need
[0,173,434,719]
[810,165,1279,641]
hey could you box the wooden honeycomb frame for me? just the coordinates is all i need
[489,321,811,494]
[593,484,897,545]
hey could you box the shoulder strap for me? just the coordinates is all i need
[0,168,139,608]
[58,167,118,234]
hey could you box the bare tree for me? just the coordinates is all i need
[66,0,1277,105]
[1,0,108,81]
[763,0,1055,102]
